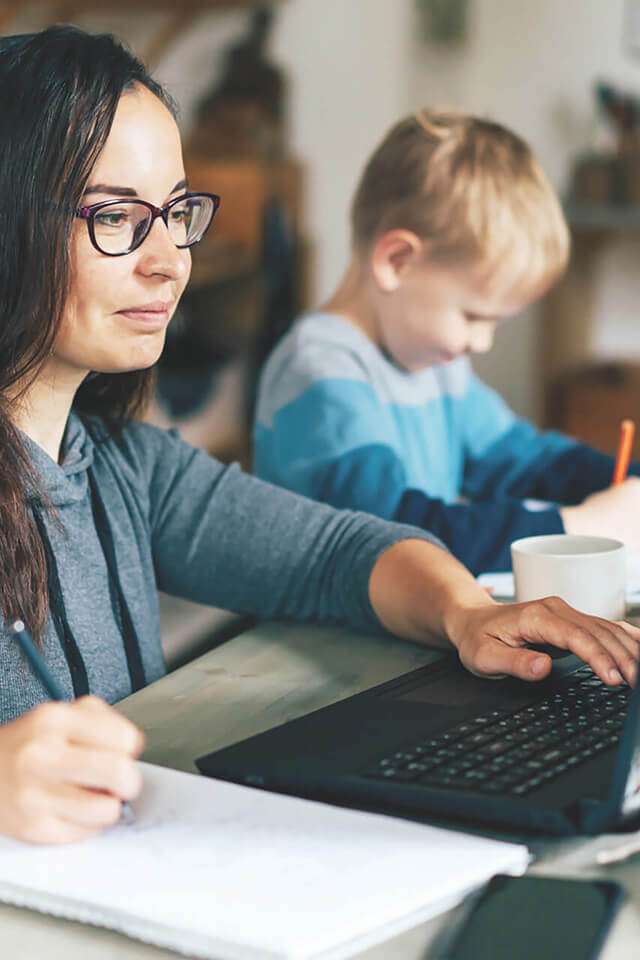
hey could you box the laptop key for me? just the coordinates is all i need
[406,761,437,774]
[379,766,421,782]
[539,748,563,763]
[447,722,474,738]
[478,779,512,794]
[479,739,513,758]
[368,767,399,779]
[454,758,476,772]
[523,758,545,771]
[462,770,489,783]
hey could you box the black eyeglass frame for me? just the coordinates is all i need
[75,191,221,257]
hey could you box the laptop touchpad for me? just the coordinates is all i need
[383,669,536,711]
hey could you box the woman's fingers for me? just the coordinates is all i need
[54,783,122,830]
[615,620,640,657]
[521,599,639,685]
[458,598,640,683]
[553,617,635,684]
[17,815,105,847]
[17,787,121,845]
[38,743,142,800]
[460,638,552,682]
[68,696,145,757]
[25,697,144,760]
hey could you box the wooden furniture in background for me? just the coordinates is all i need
[541,204,640,453]
[548,363,640,460]
[0,0,285,67]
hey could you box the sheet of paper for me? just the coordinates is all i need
[0,762,529,960]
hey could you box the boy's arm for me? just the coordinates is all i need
[500,441,640,502]
[255,373,565,574]
[460,374,637,503]
[394,487,563,574]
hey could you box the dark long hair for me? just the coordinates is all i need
[0,25,176,639]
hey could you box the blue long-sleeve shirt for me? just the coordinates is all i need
[254,312,636,574]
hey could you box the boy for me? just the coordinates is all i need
[253,110,640,574]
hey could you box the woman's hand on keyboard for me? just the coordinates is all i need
[368,538,640,685]
[448,597,640,686]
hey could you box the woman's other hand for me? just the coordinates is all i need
[0,695,144,844]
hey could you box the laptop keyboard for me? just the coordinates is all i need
[363,666,631,798]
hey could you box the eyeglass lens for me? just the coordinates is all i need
[92,195,215,255]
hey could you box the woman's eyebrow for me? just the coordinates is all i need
[83,178,188,197]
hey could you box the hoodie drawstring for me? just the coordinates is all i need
[32,505,91,697]
[32,468,146,697]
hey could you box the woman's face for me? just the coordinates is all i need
[54,85,191,380]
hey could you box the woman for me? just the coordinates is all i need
[0,25,637,845]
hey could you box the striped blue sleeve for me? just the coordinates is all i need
[461,374,640,502]
[462,374,579,500]
[395,490,564,573]
[254,377,408,518]
[254,373,565,573]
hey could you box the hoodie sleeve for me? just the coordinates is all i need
[144,428,444,633]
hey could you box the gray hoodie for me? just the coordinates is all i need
[0,414,440,724]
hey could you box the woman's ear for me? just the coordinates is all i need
[371,230,424,292]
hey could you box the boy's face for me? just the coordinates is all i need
[377,258,532,373]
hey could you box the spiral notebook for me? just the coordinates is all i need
[0,762,528,960]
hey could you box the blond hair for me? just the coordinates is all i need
[351,109,569,294]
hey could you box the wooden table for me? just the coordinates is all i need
[3,622,640,958]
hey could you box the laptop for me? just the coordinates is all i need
[196,649,640,836]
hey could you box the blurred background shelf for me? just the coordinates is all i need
[565,203,640,231]
[542,200,640,458]
[0,0,285,66]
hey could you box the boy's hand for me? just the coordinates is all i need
[446,596,640,685]
[0,695,144,845]
[562,478,640,550]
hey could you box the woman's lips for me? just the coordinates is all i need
[116,302,172,329]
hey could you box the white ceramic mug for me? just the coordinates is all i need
[511,534,626,620]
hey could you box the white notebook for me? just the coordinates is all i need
[0,762,529,960]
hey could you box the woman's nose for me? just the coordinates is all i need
[136,217,190,282]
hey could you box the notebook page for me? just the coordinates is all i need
[0,762,529,960]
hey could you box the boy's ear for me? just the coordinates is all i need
[371,230,424,292]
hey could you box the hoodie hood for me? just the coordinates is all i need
[21,412,95,508]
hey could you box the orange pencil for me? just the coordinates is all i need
[612,419,636,485]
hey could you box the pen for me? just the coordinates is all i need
[11,619,135,825]
[612,419,635,485]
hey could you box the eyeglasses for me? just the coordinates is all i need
[75,191,220,257]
